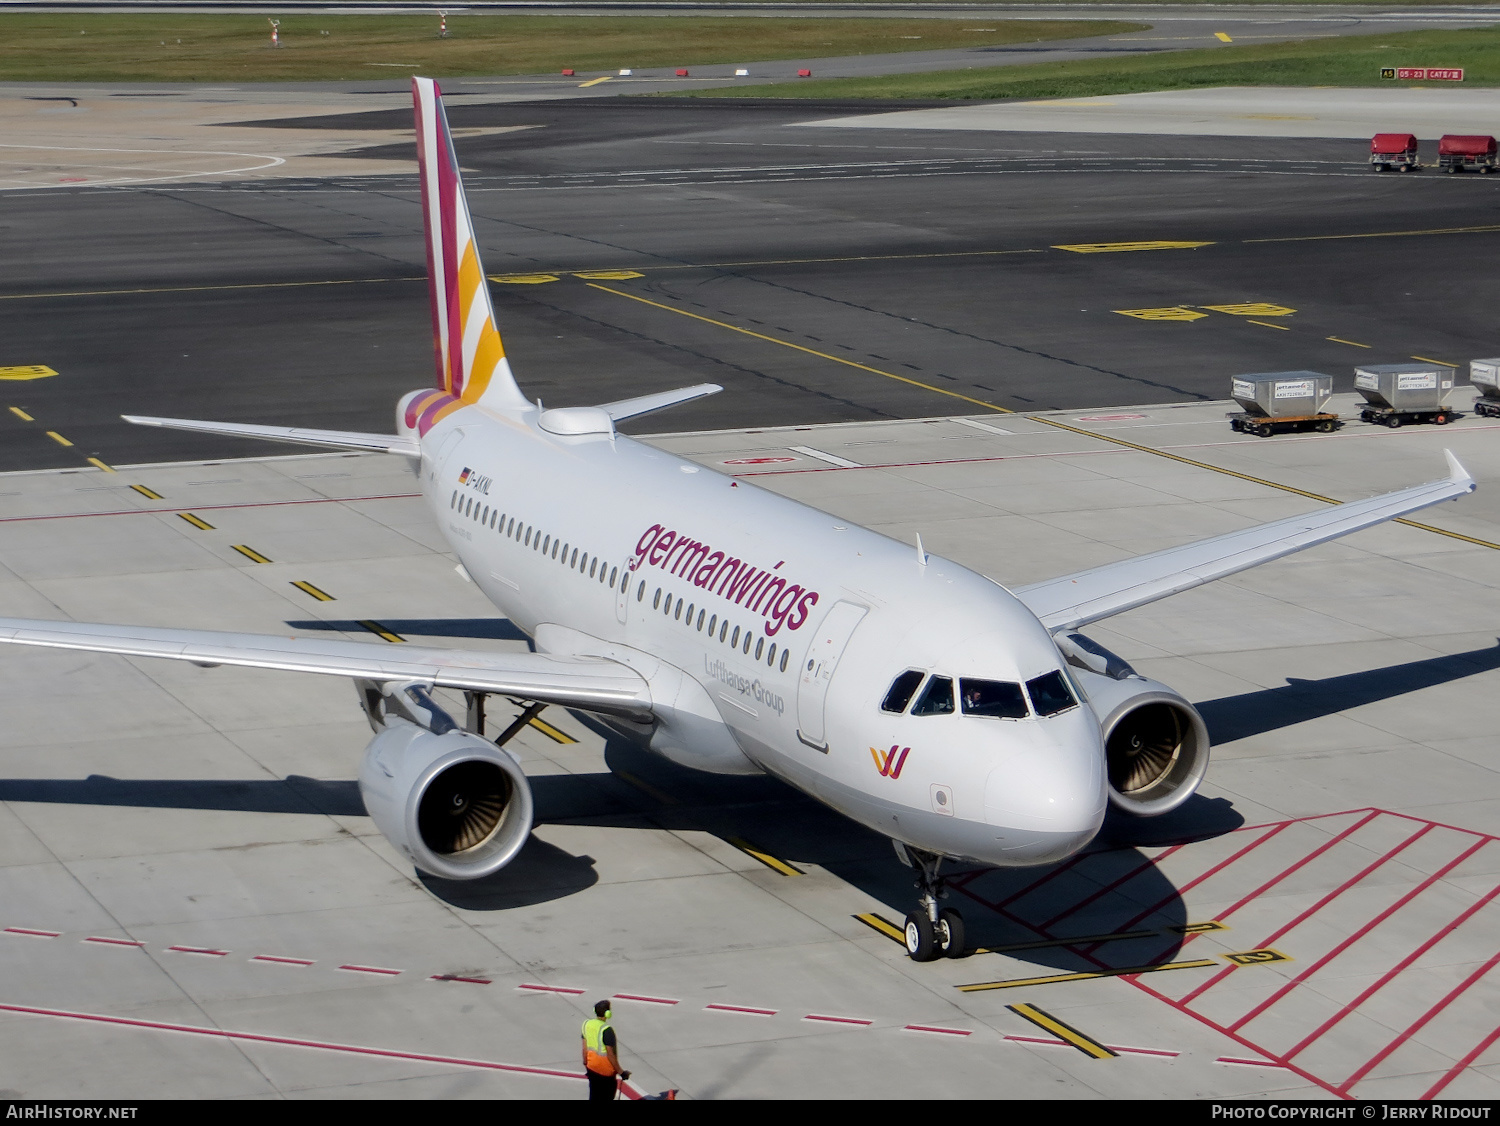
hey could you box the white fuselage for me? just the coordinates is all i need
[413,398,1108,868]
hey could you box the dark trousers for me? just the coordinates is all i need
[587,1069,619,1101]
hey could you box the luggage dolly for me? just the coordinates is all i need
[1229,412,1342,437]
[1359,406,1461,428]
[1474,400,1500,419]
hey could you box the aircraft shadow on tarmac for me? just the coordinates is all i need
[284,618,531,643]
[3,642,1493,965]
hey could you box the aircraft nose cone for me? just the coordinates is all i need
[983,720,1106,838]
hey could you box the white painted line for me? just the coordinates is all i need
[787,446,861,468]
[950,417,1015,436]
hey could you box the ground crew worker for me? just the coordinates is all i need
[582,999,630,1100]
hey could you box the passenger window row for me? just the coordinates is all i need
[638,580,791,674]
[450,490,628,594]
[880,668,1077,720]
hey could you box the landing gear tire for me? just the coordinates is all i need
[905,911,938,962]
[938,908,966,958]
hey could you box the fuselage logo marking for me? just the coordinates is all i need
[870,745,911,779]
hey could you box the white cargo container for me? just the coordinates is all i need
[1228,371,1340,437]
[1355,363,1460,427]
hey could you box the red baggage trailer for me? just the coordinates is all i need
[1370,133,1420,172]
[1438,134,1497,173]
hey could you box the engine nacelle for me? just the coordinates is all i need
[1064,637,1210,817]
[358,719,534,880]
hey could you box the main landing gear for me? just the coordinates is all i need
[895,842,965,961]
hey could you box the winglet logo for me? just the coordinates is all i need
[458,467,471,484]
[870,745,911,779]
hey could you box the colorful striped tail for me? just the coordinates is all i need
[408,76,529,434]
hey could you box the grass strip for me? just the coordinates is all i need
[0,15,1141,83]
[680,25,1500,101]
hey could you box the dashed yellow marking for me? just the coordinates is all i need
[617,770,680,805]
[727,836,804,877]
[1224,948,1292,966]
[1170,921,1228,934]
[8,407,33,421]
[177,512,214,530]
[1412,355,1458,367]
[1115,307,1208,322]
[1008,1003,1117,1058]
[86,458,115,473]
[587,284,1011,414]
[45,431,72,447]
[855,912,907,942]
[231,544,272,564]
[958,958,1219,991]
[572,270,644,281]
[578,75,612,87]
[0,365,57,381]
[489,273,559,284]
[1246,223,1500,245]
[1202,303,1295,316]
[1327,336,1372,348]
[1214,31,1233,42]
[527,715,577,744]
[290,580,335,602]
[1055,241,1213,254]
[1248,319,1290,331]
[357,619,405,643]
[132,486,166,500]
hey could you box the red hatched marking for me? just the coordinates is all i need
[0,1000,585,1085]
[1217,1056,1289,1069]
[613,993,678,1006]
[904,1024,972,1037]
[705,1003,776,1016]
[1004,1034,1072,1048]
[167,946,228,957]
[518,983,585,995]
[1111,1045,1180,1058]
[431,975,492,985]
[83,936,145,947]
[338,964,402,977]
[4,928,59,938]
[803,1013,874,1026]
[251,955,314,966]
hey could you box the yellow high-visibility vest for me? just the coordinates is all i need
[582,1017,616,1075]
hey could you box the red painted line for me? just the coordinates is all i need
[1004,1034,1070,1048]
[1421,1022,1500,1100]
[804,1014,874,1026]
[0,1000,584,1084]
[1111,1045,1180,1058]
[1179,820,1436,1007]
[612,993,678,1006]
[1281,880,1500,1064]
[904,1024,972,1037]
[0,492,421,525]
[1039,849,1172,930]
[4,927,59,938]
[1337,946,1500,1094]
[1227,834,1490,1032]
[704,1004,776,1016]
[83,936,145,947]
[518,983,586,995]
[338,964,402,976]
[251,955,314,966]
[431,975,492,985]
[1217,1056,1289,1068]
[167,945,228,957]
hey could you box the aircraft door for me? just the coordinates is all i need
[796,600,867,750]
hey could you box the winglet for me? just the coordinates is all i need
[1445,449,1476,492]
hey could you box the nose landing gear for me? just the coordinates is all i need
[895,842,966,961]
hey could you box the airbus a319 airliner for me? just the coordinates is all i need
[0,80,1476,960]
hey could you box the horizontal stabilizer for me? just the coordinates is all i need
[1016,451,1476,632]
[123,415,419,457]
[0,618,651,721]
[599,384,722,424]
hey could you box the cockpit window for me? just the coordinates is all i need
[1026,670,1078,717]
[959,678,1028,720]
[881,670,925,714]
[911,675,955,716]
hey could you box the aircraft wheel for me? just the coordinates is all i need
[938,909,966,958]
[905,912,938,962]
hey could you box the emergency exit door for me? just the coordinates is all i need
[796,600,867,750]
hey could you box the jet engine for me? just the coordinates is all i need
[1057,633,1210,817]
[356,683,534,880]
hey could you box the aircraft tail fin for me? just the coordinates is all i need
[408,76,529,434]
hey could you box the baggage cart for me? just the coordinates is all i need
[1471,357,1500,417]
[1438,134,1497,173]
[1370,133,1421,172]
[1227,370,1342,436]
[1354,362,1459,426]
